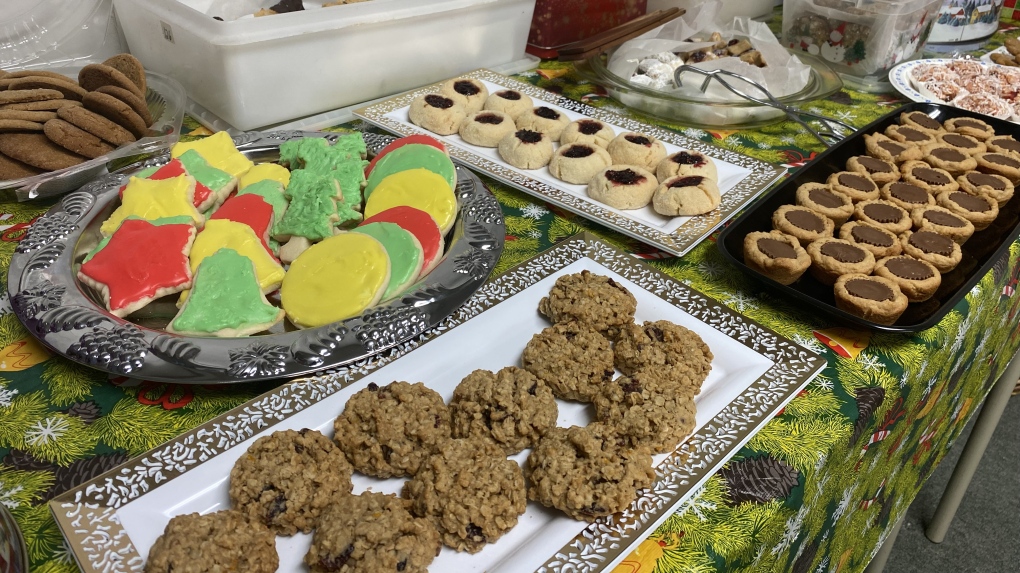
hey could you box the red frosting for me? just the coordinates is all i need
[365,135,447,176]
[360,206,443,273]
[210,194,277,258]
[119,159,215,211]
[79,219,194,313]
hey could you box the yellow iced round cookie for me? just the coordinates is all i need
[363,168,457,234]
[281,233,391,328]
[239,163,291,190]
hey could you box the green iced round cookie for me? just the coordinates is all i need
[364,144,456,199]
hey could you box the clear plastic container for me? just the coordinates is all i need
[113,0,537,130]
[0,0,127,69]
[781,0,943,92]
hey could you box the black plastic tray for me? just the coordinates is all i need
[718,103,1020,333]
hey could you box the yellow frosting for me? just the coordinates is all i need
[281,233,391,328]
[363,168,457,234]
[101,175,203,236]
[180,220,286,304]
[172,131,254,180]
[239,163,291,190]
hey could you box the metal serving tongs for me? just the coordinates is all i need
[674,65,855,148]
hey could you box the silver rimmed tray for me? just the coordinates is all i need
[6,131,505,384]
[51,232,825,573]
[355,69,787,257]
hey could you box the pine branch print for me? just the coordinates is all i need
[41,359,104,407]
[89,397,181,455]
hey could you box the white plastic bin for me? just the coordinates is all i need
[113,0,537,130]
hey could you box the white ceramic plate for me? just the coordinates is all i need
[355,70,786,257]
[52,233,824,573]
[888,57,1019,123]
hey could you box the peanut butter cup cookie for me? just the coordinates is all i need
[593,367,697,453]
[744,230,812,284]
[881,181,935,211]
[834,274,908,325]
[807,238,876,286]
[957,171,1013,206]
[450,367,557,454]
[900,161,959,194]
[864,133,924,163]
[333,381,452,478]
[975,152,1020,183]
[944,117,994,140]
[885,124,936,146]
[839,222,902,259]
[522,321,614,401]
[404,437,526,553]
[936,132,986,156]
[874,256,941,303]
[146,511,278,573]
[899,111,944,134]
[538,269,637,338]
[937,191,998,230]
[613,320,713,386]
[773,205,835,246]
[900,230,961,273]
[853,200,912,234]
[229,429,352,535]
[847,155,900,185]
[828,171,880,202]
[796,182,853,225]
[911,205,974,244]
[922,145,977,176]
[985,135,1020,158]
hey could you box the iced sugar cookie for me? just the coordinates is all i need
[78,218,196,317]
[274,170,340,242]
[210,194,277,257]
[331,159,369,223]
[239,162,290,190]
[169,248,284,337]
[365,134,447,177]
[281,233,391,328]
[102,175,203,235]
[187,219,286,301]
[84,216,196,263]
[125,156,218,211]
[333,133,367,160]
[171,131,253,180]
[177,149,237,207]
[361,206,444,278]
[364,144,456,199]
[352,222,423,301]
[237,180,289,230]
[363,168,457,234]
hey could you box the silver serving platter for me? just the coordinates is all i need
[6,131,505,384]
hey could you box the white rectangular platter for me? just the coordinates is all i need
[355,69,787,257]
[52,233,824,573]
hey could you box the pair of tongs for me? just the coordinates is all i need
[557,8,686,61]
[674,66,855,147]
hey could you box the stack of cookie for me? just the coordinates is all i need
[744,110,1018,325]
[409,76,723,217]
[0,54,154,181]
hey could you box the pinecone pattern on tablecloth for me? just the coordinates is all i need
[62,400,102,424]
[851,386,885,444]
[719,456,800,504]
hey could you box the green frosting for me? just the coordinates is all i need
[364,144,456,199]
[279,138,330,170]
[332,158,368,209]
[135,166,160,178]
[83,216,196,263]
[333,133,367,160]
[170,248,281,336]
[274,170,339,241]
[276,137,368,227]
[238,180,290,234]
[177,149,234,191]
[353,222,422,300]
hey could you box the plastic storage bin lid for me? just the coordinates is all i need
[809,0,940,16]
[0,0,125,69]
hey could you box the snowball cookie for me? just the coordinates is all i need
[587,165,657,210]
[408,94,466,136]
[655,150,718,182]
[498,129,554,170]
[607,132,667,171]
[652,175,721,216]
[515,106,571,140]
[560,119,616,148]
[459,110,515,148]
[549,143,612,185]
[440,77,488,114]
[483,89,534,120]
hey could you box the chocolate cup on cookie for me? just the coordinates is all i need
[920,145,977,176]
[853,199,912,234]
[548,143,612,185]
[515,107,570,140]
[560,119,615,148]
[839,222,902,258]
[587,165,657,209]
[743,231,811,285]
[899,161,959,194]
[655,151,717,183]
[408,94,466,135]
[847,155,900,185]
[807,238,876,286]
[984,135,1020,159]
[936,132,986,156]
[956,171,1014,206]
[936,190,998,230]
[874,256,941,302]
[607,132,667,171]
[944,117,995,141]
[795,182,853,225]
[899,230,962,273]
[885,124,936,146]
[440,78,488,114]
[899,111,944,134]
[911,205,975,244]
[834,274,908,325]
[828,171,880,202]
[864,133,924,164]
[880,181,935,211]
[974,152,1020,184]
[773,205,834,245]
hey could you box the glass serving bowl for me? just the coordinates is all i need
[574,47,844,129]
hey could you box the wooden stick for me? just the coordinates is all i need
[557,8,686,61]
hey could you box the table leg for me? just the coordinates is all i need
[864,515,904,573]
[925,349,1020,543]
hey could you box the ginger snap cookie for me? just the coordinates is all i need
[450,367,557,454]
[0,120,42,133]
[403,437,526,553]
[145,510,278,573]
[0,110,56,123]
[0,132,86,170]
[82,91,147,138]
[229,428,353,536]
[7,76,87,101]
[333,381,452,478]
[614,320,713,387]
[103,53,147,94]
[0,152,43,180]
[304,493,440,573]
[95,85,154,127]
[43,119,114,159]
[526,423,655,521]
[57,105,136,146]
[0,89,63,105]
[537,269,637,338]
[743,230,812,285]
[1,99,78,111]
[78,63,145,99]
[521,321,614,402]
[593,366,698,453]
